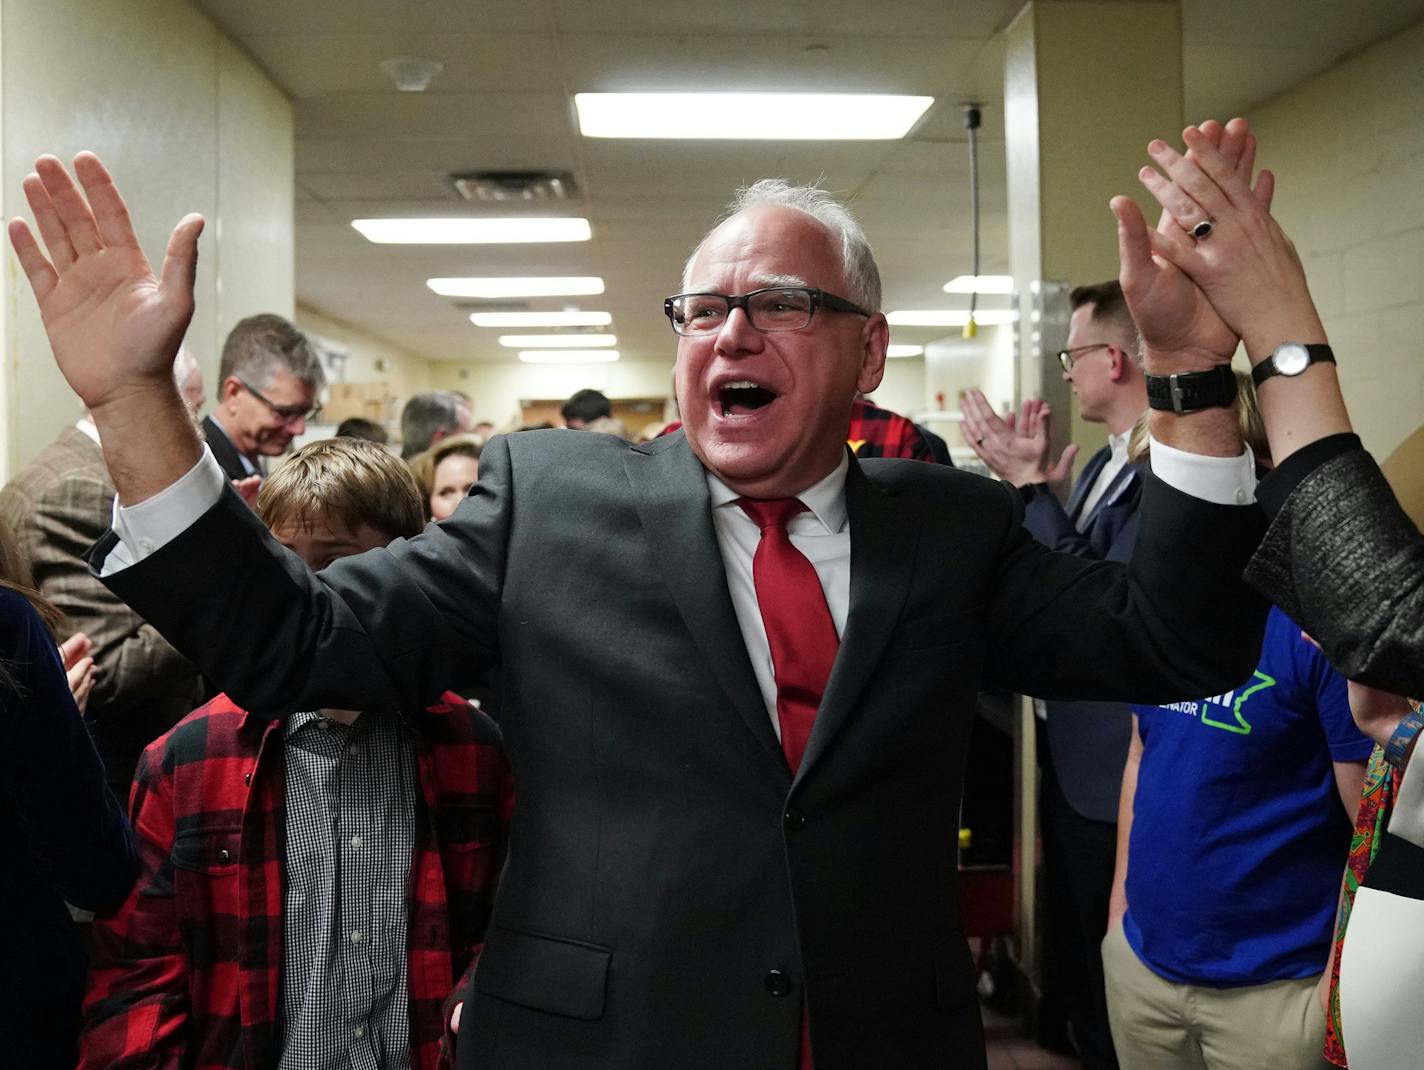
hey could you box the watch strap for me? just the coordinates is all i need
[1251,343,1336,387]
[1384,708,1424,769]
[1145,365,1239,414]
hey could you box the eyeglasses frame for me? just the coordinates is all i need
[1056,343,1116,373]
[662,286,872,336]
[237,378,321,425]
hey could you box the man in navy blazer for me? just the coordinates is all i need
[15,155,1267,1070]
[962,281,1147,1070]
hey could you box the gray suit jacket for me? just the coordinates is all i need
[101,429,1265,1069]
[1,425,200,790]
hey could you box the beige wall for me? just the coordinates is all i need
[1250,19,1424,460]
[295,303,433,418]
[428,359,677,431]
[0,0,294,477]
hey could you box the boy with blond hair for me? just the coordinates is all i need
[80,437,513,1070]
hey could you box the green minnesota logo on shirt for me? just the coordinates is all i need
[1159,671,1278,735]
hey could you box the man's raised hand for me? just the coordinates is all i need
[8,153,203,412]
[960,389,1076,489]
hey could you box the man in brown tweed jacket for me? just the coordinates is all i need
[0,349,206,793]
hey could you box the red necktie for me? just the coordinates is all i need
[737,497,840,773]
[739,497,835,1070]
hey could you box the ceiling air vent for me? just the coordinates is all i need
[450,170,578,202]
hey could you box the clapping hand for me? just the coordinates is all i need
[58,631,97,714]
[8,153,203,414]
[960,389,1077,489]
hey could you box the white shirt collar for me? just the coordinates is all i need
[75,417,100,446]
[1108,429,1130,458]
[705,451,850,535]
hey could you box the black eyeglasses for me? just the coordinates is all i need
[663,287,871,336]
[239,379,321,424]
[1056,343,1114,372]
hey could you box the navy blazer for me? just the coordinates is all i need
[1022,443,1143,823]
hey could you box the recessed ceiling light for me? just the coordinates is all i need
[518,350,621,364]
[885,310,1019,327]
[886,344,925,358]
[469,310,612,327]
[942,274,1015,294]
[498,333,617,348]
[575,93,934,140]
[353,218,591,244]
[427,277,605,298]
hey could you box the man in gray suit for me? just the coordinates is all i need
[0,348,205,792]
[14,156,1267,1070]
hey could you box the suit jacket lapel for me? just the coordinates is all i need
[1065,444,1110,521]
[796,457,919,782]
[624,433,789,775]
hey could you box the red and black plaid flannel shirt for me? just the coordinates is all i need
[79,691,514,1070]
[845,398,936,462]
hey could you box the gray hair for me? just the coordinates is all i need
[682,179,882,312]
[218,314,325,397]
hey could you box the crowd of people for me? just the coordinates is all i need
[1,115,1420,1070]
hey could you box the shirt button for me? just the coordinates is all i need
[218,848,231,863]
[764,970,794,997]
[318,720,331,731]
[350,835,363,850]
[1233,487,1250,506]
[350,930,364,945]
[138,537,155,554]
[353,1024,366,1039]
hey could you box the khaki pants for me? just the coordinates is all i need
[1101,922,1331,1070]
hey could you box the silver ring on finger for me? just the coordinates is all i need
[1190,218,1215,239]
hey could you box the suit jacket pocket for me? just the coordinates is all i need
[474,926,611,1021]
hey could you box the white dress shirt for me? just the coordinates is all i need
[1075,430,1131,529]
[103,438,1257,738]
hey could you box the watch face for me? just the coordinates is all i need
[1275,343,1310,376]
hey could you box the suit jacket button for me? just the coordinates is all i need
[764,970,794,997]
[783,809,806,831]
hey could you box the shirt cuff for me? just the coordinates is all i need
[1147,435,1257,506]
[1389,754,1424,850]
[101,446,228,576]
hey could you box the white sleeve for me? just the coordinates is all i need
[1147,436,1257,506]
[98,446,228,577]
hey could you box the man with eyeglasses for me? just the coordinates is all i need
[962,280,1148,1070]
[202,313,325,486]
[15,157,1268,1070]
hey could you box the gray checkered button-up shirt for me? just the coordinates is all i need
[280,710,417,1070]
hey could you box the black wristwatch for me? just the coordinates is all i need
[1145,365,1238,414]
[1251,343,1335,387]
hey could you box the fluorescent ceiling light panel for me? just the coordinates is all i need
[427,277,605,298]
[886,344,924,358]
[518,350,620,364]
[942,274,1015,294]
[352,217,591,244]
[469,310,612,327]
[498,333,617,348]
[886,310,1019,327]
[575,92,934,140]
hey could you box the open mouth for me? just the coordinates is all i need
[717,380,779,417]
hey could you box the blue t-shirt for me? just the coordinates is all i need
[1123,606,1373,986]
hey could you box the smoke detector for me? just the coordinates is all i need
[379,56,444,93]
[449,170,579,202]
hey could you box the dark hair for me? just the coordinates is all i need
[218,314,325,397]
[1069,280,1136,345]
[0,518,62,696]
[561,389,611,425]
[335,416,389,445]
[400,392,464,459]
